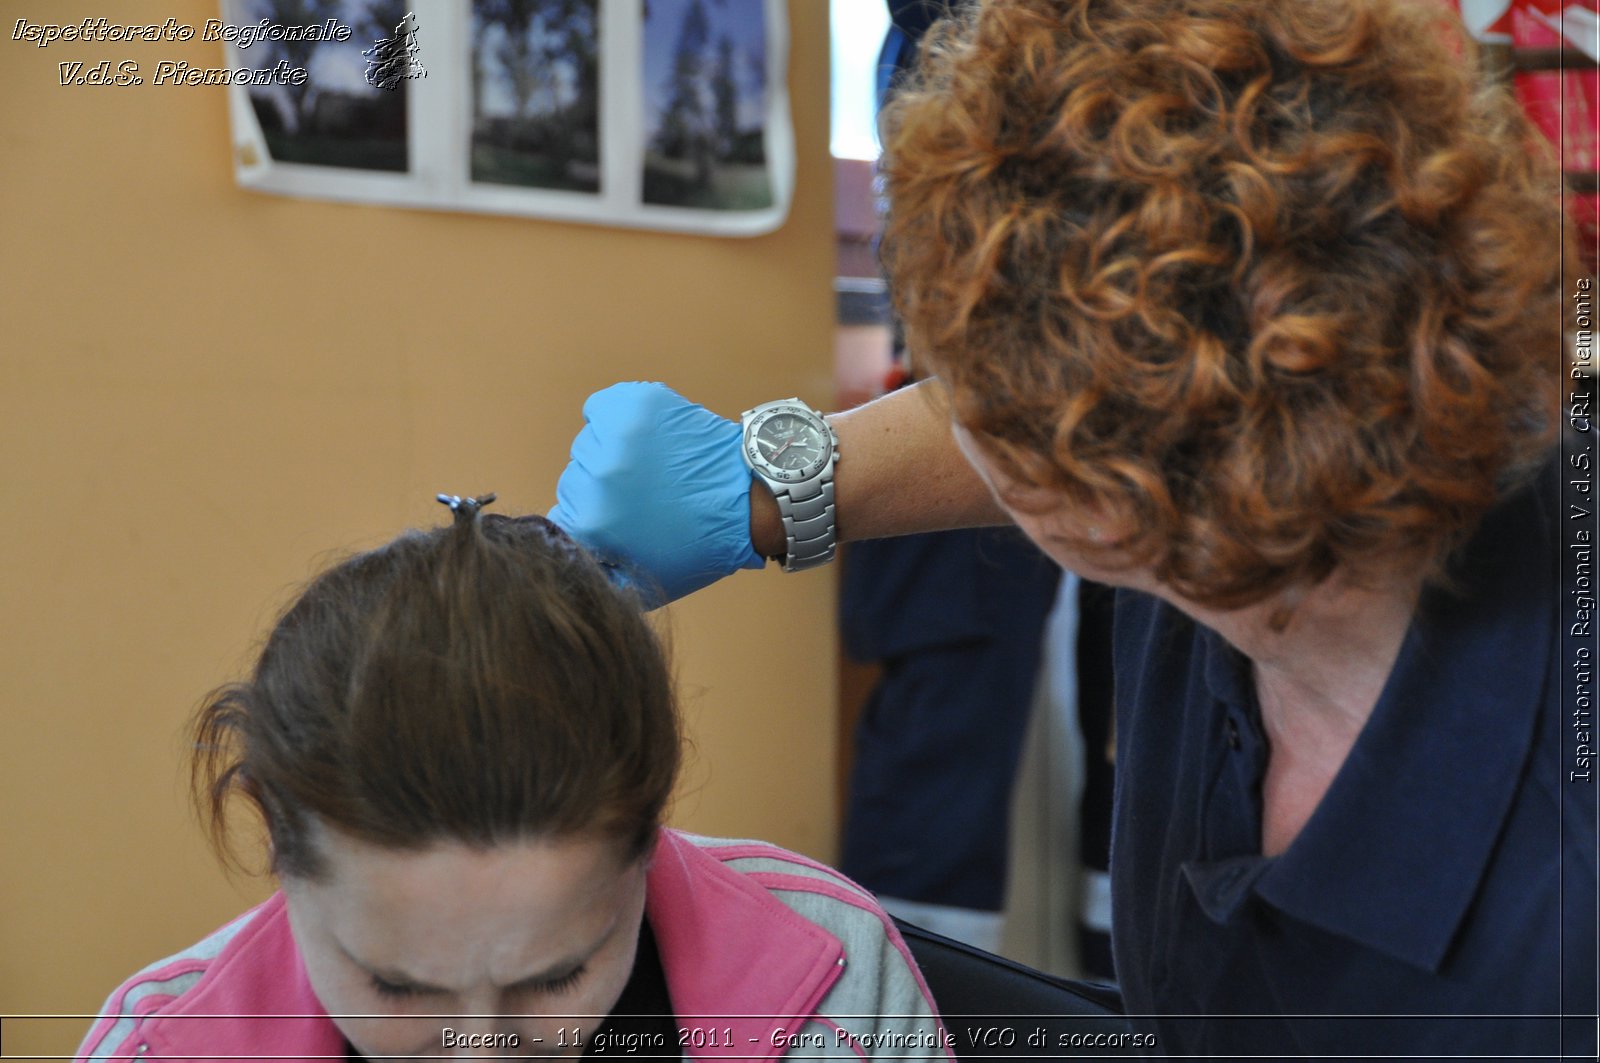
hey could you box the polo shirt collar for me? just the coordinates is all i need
[1202,471,1553,972]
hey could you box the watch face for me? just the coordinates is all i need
[745,406,831,482]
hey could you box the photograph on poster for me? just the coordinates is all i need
[471,0,601,193]
[642,0,772,209]
[241,0,408,172]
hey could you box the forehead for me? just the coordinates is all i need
[289,828,639,983]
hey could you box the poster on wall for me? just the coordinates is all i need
[222,0,792,236]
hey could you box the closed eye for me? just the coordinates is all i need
[370,974,434,999]
[514,964,586,997]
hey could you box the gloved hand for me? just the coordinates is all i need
[549,382,767,608]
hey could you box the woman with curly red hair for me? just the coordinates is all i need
[550,0,1595,1055]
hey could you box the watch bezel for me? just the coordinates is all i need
[742,403,832,484]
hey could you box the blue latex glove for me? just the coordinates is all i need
[548,382,767,608]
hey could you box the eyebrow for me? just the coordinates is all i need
[338,933,607,995]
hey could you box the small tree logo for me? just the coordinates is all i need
[364,11,426,91]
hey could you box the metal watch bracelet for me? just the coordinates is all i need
[773,475,837,572]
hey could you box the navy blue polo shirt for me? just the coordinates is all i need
[1109,451,1597,1058]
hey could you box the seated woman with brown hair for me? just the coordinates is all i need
[75,496,949,1061]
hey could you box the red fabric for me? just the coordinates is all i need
[1487,0,1598,33]
[1500,2,1599,265]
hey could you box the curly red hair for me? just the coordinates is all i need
[879,0,1573,608]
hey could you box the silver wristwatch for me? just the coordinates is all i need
[740,398,840,572]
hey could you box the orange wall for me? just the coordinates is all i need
[0,3,836,1055]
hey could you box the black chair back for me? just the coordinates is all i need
[893,918,1131,1058]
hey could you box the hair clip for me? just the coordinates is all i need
[435,492,497,526]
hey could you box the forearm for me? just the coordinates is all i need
[749,378,1009,557]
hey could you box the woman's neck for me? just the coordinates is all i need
[1214,573,1421,723]
[1166,568,1426,855]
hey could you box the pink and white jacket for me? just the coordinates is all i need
[76,829,955,1061]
